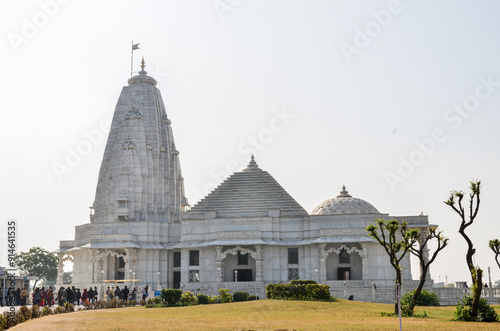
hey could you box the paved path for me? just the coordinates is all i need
[0,305,21,313]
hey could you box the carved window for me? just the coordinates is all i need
[288,248,298,264]
[189,250,199,266]
[173,252,181,267]
[118,256,126,268]
[288,269,299,280]
[339,249,350,264]
[189,270,199,282]
[238,251,248,265]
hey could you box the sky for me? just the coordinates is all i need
[1,0,500,285]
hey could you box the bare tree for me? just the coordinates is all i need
[444,180,483,318]
[407,227,449,315]
[489,239,500,270]
[366,219,419,314]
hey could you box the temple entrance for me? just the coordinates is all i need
[338,267,351,280]
[234,269,252,282]
[325,245,363,280]
[173,271,181,289]
[219,246,257,282]
[116,256,125,280]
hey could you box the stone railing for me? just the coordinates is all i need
[330,284,500,305]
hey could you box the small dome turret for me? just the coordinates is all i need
[311,186,379,215]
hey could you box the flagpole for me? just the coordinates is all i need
[131,42,140,77]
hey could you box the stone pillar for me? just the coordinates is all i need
[124,249,131,282]
[129,248,139,288]
[319,244,327,282]
[99,261,105,301]
[361,243,369,280]
[420,229,431,280]
[254,245,263,282]
[488,266,493,299]
[56,254,64,286]
[215,246,224,282]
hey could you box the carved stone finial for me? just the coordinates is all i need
[244,154,259,171]
[337,185,352,198]
[139,57,147,75]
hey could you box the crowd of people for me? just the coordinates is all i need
[1,284,150,307]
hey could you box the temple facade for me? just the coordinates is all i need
[56,65,432,301]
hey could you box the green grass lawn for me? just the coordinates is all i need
[11,300,500,331]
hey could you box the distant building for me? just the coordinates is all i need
[56,63,433,300]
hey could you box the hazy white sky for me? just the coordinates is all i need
[1,0,500,284]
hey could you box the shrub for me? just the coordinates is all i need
[15,310,26,324]
[19,305,32,321]
[95,300,106,309]
[41,306,51,316]
[130,300,137,306]
[248,295,257,301]
[140,299,146,306]
[54,306,65,314]
[161,289,183,306]
[305,284,330,300]
[64,302,75,313]
[106,299,118,309]
[209,295,218,304]
[218,288,232,303]
[180,291,198,306]
[31,305,41,319]
[401,289,440,307]
[0,314,7,330]
[289,279,317,285]
[197,293,209,305]
[151,296,163,305]
[454,295,498,322]
[2,311,17,329]
[266,283,331,300]
[232,291,250,302]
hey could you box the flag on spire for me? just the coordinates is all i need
[132,43,140,50]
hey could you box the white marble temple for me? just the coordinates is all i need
[57,66,433,301]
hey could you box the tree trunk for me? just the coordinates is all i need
[407,264,429,315]
[471,268,483,318]
[395,271,402,315]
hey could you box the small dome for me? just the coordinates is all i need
[311,186,379,215]
[128,57,157,86]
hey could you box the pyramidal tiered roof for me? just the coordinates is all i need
[188,156,308,217]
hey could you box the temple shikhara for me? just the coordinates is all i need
[56,60,433,301]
